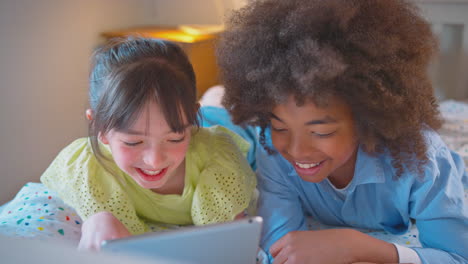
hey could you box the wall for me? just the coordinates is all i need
[152,0,247,25]
[0,0,157,203]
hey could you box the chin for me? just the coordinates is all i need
[296,171,328,183]
[141,181,166,190]
[130,174,166,190]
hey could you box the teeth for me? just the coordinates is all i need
[141,169,161,175]
[295,161,320,169]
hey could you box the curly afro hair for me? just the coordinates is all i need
[216,0,442,176]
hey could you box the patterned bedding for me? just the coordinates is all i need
[0,100,467,262]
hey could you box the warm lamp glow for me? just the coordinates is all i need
[102,26,222,44]
[106,29,215,44]
[148,31,198,43]
[178,24,225,35]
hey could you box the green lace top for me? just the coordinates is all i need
[41,126,256,234]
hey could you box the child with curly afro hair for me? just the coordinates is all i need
[216,0,468,263]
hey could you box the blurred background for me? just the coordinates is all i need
[0,0,467,203]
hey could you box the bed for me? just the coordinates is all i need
[0,95,466,264]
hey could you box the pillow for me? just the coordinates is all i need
[0,182,82,245]
[0,182,183,245]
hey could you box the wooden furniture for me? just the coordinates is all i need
[102,26,222,98]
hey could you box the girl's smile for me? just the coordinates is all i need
[101,100,191,194]
[136,167,168,182]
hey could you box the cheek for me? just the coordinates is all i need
[112,146,139,167]
[167,142,190,162]
[271,133,288,151]
[325,134,358,163]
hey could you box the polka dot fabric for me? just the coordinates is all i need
[0,183,82,245]
[0,183,187,244]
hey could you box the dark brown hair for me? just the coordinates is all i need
[217,0,442,176]
[89,37,199,167]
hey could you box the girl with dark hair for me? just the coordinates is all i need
[40,37,256,251]
[216,0,468,263]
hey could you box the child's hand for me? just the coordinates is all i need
[269,229,355,264]
[78,211,131,251]
[234,210,248,220]
[269,229,398,264]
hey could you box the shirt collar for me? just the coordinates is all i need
[351,146,386,187]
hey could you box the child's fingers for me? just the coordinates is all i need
[271,250,287,264]
[269,236,286,258]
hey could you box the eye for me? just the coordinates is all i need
[270,122,288,132]
[123,141,142,146]
[313,131,336,138]
[168,136,185,143]
[271,126,288,132]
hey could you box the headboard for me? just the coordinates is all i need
[416,0,468,100]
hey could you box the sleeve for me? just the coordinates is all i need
[409,146,468,264]
[40,139,148,235]
[393,243,422,264]
[191,126,257,225]
[255,146,308,263]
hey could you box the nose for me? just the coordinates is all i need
[143,145,166,168]
[285,133,310,160]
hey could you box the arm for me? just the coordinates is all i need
[269,229,398,264]
[255,147,308,262]
[40,138,148,235]
[409,147,468,263]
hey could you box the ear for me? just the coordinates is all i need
[99,132,109,145]
[85,109,93,121]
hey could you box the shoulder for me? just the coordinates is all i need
[60,137,91,152]
[354,129,465,193]
[421,129,465,177]
[41,137,116,184]
[381,129,461,181]
[49,138,95,166]
[422,128,447,155]
[188,126,255,183]
[191,126,250,156]
[190,128,257,225]
[393,129,467,195]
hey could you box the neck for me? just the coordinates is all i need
[328,148,358,189]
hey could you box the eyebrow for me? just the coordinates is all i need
[118,128,146,136]
[270,113,337,125]
[117,124,191,136]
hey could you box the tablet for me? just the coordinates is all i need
[101,216,263,264]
